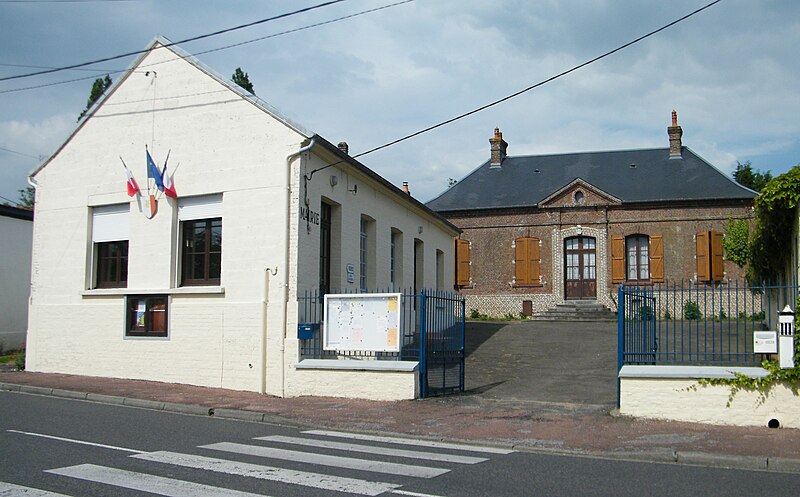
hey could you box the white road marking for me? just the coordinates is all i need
[199,442,449,478]
[46,464,272,497]
[255,435,488,464]
[389,490,449,497]
[132,451,399,496]
[302,430,516,454]
[0,482,72,496]
[6,430,144,454]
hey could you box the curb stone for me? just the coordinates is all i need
[4,382,800,474]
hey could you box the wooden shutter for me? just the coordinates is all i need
[455,239,471,287]
[514,238,531,286]
[611,235,625,283]
[649,234,664,283]
[530,238,541,284]
[696,231,710,282]
[710,231,724,281]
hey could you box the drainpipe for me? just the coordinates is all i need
[274,136,316,397]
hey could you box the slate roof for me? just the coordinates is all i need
[426,146,757,212]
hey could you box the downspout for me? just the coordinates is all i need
[276,136,316,397]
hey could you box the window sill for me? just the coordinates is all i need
[82,286,225,297]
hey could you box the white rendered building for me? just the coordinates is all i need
[25,38,459,399]
[0,205,33,351]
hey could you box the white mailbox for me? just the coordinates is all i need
[753,331,778,354]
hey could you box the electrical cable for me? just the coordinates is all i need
[0,0,413,95]
[0,0,349,82]
[352,0,724,159]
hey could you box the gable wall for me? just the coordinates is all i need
[26,45,307,392]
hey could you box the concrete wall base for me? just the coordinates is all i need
[619,366,800,428]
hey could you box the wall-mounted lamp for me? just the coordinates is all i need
[348,184,358,195]
[330,175,338,187]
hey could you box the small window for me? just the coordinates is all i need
[181,218,222,286]
[96,240,129,288]
[626,235,649,281]
[514,237,541,287]
[126,295,168,338]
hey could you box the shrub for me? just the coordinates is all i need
[683,301,702,320]
[14,351,25,371]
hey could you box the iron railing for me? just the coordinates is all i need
[618,280,798,367]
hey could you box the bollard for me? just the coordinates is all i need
[778,305,795,369]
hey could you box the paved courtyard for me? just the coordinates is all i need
[454,320,618,413]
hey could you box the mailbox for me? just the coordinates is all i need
[297,323,319,340]
[753,331,778,354]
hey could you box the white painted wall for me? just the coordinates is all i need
[0,212,33,351]
[27,42,305,393]
[619,366,800,428]
[26,40,459,400]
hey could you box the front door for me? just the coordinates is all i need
[565,236,596,300]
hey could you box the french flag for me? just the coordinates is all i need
[162,162,177,199]
[124,165,140,197]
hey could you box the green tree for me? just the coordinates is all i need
[733,161,772,192]
[232,67,255,94]
[722,218,750,268]
[17,186,34,208]
[78,75,112,121]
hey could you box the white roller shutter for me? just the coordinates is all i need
[178,194,223,221]
[92,204,130,242]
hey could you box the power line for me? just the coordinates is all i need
[352,0,725,160]
[0,0,349,82]
[0,0,413,95]
[0,145,39,159]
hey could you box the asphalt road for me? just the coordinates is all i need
[459,320,618,412]
[3,391,800,497]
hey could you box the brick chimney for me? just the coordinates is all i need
[667,110,683,159]
[489,127,508,168]
[337,141,349,155]
[402,181,411,195]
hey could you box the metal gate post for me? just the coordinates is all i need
[419,289,428,399]
[460,296,466,392]
[617,284,625,408]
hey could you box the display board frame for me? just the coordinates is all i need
[323,293,402,352]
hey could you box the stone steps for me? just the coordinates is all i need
[531,301,617,322]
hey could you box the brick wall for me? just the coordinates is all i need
[447,201,753,316]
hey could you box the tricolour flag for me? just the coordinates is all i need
[147,149,164,192]
[121,158,140,197]
[162,162,177,199]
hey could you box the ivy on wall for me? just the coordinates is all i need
[748,165,800,282]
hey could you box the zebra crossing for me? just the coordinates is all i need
[2,429,514,496]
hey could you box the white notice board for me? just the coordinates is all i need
[323,293,402,352]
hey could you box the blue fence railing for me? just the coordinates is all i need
[618,280,798,368]
[297,288,466,398]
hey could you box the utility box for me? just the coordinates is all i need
[778,305,795,369]
[754,331,778,354]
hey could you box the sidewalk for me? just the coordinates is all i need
[3,370,800,473]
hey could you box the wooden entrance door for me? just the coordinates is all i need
[565,236,596,300]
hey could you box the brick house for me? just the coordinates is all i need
[427,113,756,316]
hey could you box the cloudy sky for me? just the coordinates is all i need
[1,0,798,206]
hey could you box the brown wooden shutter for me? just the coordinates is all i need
[696,231,710,282]
[649,234,664,283]
[710,231,724,281]
[455,239,471,287]
[530,238,541,284]
[514,238,531,286]
[611,235,625,283]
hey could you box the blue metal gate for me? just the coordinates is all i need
[419,289,466,398]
